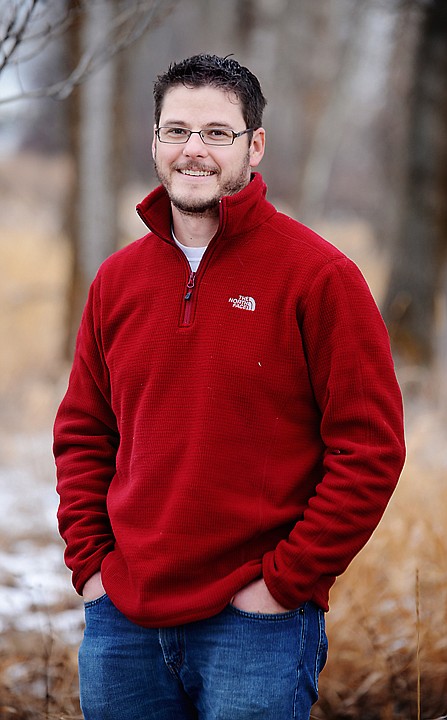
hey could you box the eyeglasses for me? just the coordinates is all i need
[155,126,254,146]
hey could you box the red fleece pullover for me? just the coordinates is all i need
[54,173,405,627]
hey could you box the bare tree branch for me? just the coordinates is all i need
[0,0,39,74]
[0,0,177,104]
[4,6,77,65]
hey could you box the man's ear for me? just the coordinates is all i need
[249,127,266,168]
[151,124,157,160]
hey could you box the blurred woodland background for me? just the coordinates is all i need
[0,0,446,718]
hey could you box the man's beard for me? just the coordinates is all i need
[153,153,251,216]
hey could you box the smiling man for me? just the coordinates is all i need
[54,54,405,720]
[152,84,263,220]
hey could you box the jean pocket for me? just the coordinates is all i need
[228,604,303,621]
[84,593,108,610]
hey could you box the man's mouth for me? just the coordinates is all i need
[178,169,215,177]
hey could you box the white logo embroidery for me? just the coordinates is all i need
[228,295,256,312]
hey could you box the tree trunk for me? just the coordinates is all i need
[383,0,447,365]
[296,0,369,224]
[65,0,122,355]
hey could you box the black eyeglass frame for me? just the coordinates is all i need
[155,127,254,146]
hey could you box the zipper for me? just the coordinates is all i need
[137,200,225,328]
[178,201,223,327]
[181,270,196,326]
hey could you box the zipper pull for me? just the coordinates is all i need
[184,271,195,300]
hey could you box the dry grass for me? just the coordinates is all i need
[313,389,447,719]
[1,153,446,718]
[0,630,81,719]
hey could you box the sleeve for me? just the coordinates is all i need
[263,256,406,609]
[53,275,119,595]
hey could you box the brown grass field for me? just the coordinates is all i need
[0,154,446,719]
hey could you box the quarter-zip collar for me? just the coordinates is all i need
[136,172,277,248]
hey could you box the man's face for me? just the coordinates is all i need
[152,85,265,215]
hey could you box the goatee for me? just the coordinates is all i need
[153,152,251,215]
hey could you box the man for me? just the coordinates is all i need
[54,54,405,720]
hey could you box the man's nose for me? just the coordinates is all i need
[182,132,208,155]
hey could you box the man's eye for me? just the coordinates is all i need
[167,127,188,136]
[207,129,232,138]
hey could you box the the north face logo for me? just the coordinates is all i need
[228,295,256,312]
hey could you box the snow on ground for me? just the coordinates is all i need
[0,428,84,645]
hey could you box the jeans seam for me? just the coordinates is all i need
[313,609,328,691]
[292,602,307,718]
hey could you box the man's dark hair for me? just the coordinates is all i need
[153,54,267,130]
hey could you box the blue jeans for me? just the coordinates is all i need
[79,594,327,720]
